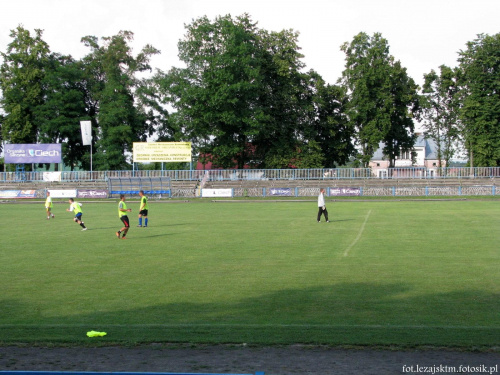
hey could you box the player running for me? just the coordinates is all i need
[66,198,87,231]
[116,194,132,239]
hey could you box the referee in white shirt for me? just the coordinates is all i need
[317,188,329,222]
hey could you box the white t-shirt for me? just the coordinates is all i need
[318,192,325,207]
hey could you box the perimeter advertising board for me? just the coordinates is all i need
[0,190,37,199]
[329,187,361,196]
[133,142,192,163]
[201,189,233,198]
[4,144,62,164]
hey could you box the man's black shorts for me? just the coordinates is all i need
[139,209,148,216]
[120,215,130,227]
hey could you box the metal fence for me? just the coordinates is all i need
[1,167,499,183]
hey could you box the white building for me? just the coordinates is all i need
[369,134,446,178]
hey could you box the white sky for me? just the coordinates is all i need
[1,0,499,87]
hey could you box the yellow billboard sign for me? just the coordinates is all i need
[133,142,192,163]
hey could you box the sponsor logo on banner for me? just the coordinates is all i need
[48,189,77,198]
[201,188,232,198]
[77,190,108,199]
[4,144,62,164]
[329,187,361,197]
[269,188,292,196]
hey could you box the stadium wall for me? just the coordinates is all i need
[0,184,497,199]
[0,168,498,199]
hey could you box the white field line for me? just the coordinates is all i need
[343,209,372,257]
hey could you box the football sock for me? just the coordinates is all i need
[145,218,148,227]
[80,222,86,229]
[139,218,142,226]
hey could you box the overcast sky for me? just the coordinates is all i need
[1,0,499,86]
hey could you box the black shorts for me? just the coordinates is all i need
[139,209,148,216]
[120,215,130,228]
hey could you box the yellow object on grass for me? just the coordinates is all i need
[87,330,107,337]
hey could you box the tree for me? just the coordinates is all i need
[0,26,50,145]
[159,14,266,169]
[422,65,460,167]
[457,33,500,167]
[81,31,159,170]
[252,28,313,168]
[36,54,89,170]
[306,71,354,167]
[158,14,319,169]
[340,32,420,168]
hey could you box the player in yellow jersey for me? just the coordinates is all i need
[45,191,55,219]
[137,190,149,227]
[66,198,87,231]
[116,194,132,239]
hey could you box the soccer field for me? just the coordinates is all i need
[0,199,499,348]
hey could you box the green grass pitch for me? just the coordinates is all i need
[0,199,499,348]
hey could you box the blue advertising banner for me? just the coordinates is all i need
[4,144,62,164]
[0,190,37,199]
[268,188,292,196]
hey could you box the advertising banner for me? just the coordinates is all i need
[43,172,62,182]
[4,144,62,164]
[268,188,292,196]
[201,188,232,198]
[0,190,37,199]
[329,187,361,197]
[48,189,77,198]
[77,189,108,199]
[133,142,192,163]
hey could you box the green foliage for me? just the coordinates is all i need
[422,65,461,166]
[81,31,160,170]
[340,32,420,167]
[157,14,346,169]
[307,72,355,167]
[2,22,499,171]
[0,26,50,144]
[160,14,266,169]
[458,33,500,167]
[0,201,499,347]
[36,54,89,170]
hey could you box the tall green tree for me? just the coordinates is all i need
[0,26,50,144]
[457,33,500,167]
[340,32,420,168]
[252,28,314,168]
[306,71,354,167]
[36,54,89,170]
[422,65,460,167]
[159,14,266,169]
[158,14,326,169]
[81,31,159,170]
